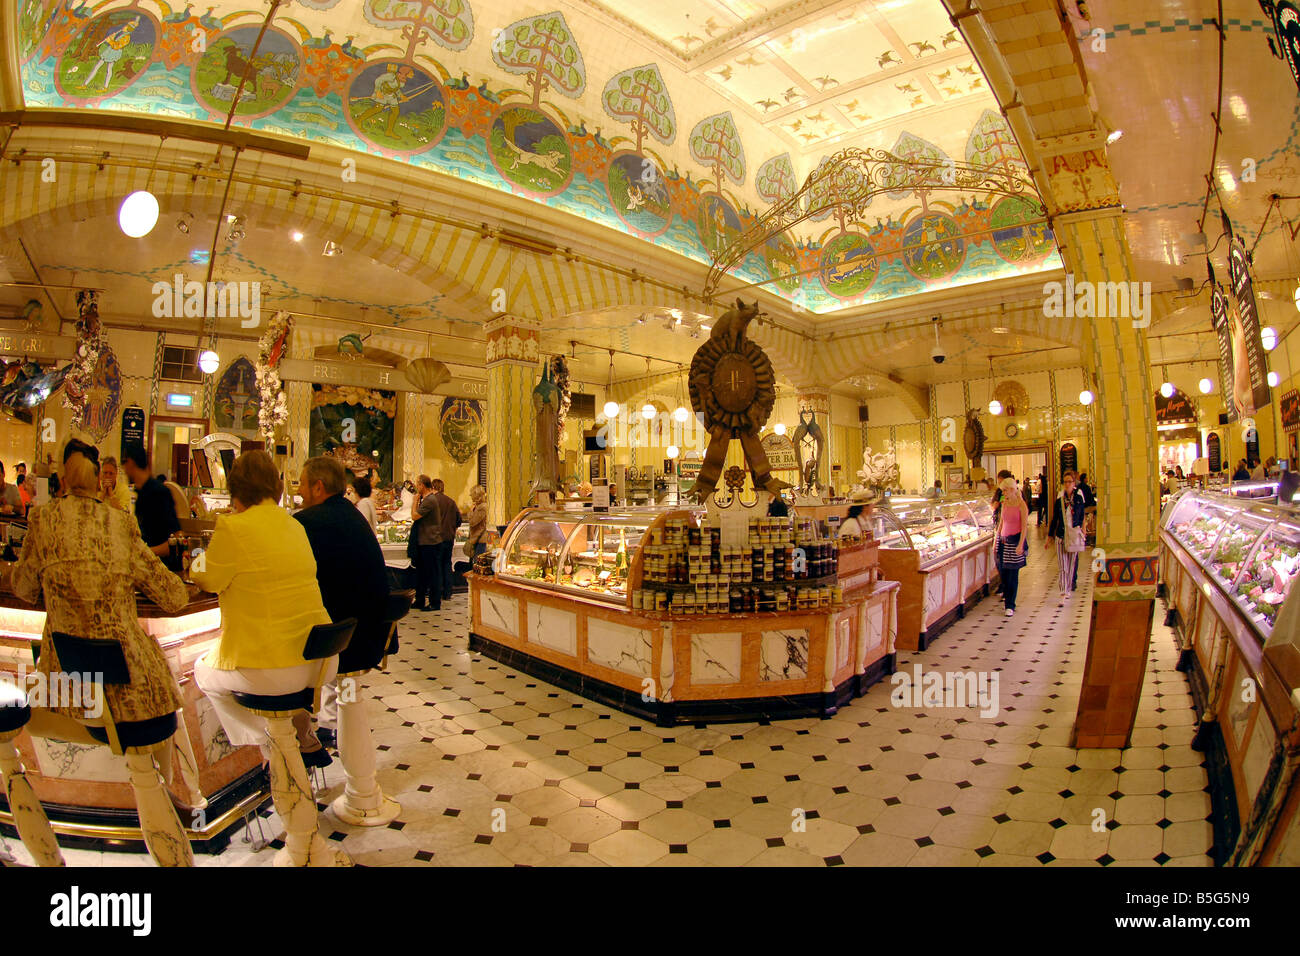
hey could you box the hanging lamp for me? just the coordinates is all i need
[986,356,1001,416]
[602,350,619,419]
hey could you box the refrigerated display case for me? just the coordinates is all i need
[867,495,999,650]
[1158,489,1300,865]
[470,506,900,724]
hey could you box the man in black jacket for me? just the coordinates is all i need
[431,478,461,602]
[295,456,390,751]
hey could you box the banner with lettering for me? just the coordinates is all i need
[1208,261,1237,424]
[1222,212,1272,416]
[1154,387,1196,425]
[1281,389,1300,432]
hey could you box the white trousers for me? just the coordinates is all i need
[1057,539,1080,595]
[194,653,338,748]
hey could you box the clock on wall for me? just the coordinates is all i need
[1005,423,1019,439]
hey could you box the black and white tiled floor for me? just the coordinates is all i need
[8,530,1215,867]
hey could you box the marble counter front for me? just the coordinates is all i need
[0,587,266,852]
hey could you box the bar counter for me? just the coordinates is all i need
[0,583,266,852]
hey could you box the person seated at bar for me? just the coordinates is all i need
[192,451,334,767]
[293,457,388,750]
[122,446,182,572]
[13,439,194,865]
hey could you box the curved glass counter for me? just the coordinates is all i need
[495,508,658,605]
[1162,490,1300,640]
[867,494,996,568]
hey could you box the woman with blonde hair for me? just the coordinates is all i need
[994,476,1029,617]
[14,439,194,866]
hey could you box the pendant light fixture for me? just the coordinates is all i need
[119,136,166,238]
[672,364,689,423]
[1198,377,1214,394]
[986,356,1001,416]
[198,349,220,374]
[774,422,787,435]
[602,349,619,419]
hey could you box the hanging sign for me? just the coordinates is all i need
[1264,0,1300,92]
[1209,266,1238,424]
[760,432,800,471]
[1206,432,1222,473]
[1281,389,1300,432]
[120,404,145,451]
[1059,441,1078,479]
[1222,214,1272,416]
[1154,388,1196,425]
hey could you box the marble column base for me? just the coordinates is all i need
[264,715,352,866]
[332,686,401,827]
[124,747,194,867]
[0,732,64,867]
[170,710,208,812]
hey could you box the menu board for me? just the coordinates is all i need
[120,404,145,452]
[1206,432,1222,473]
[1059,442,1078,479]
[1223,214,1272,417]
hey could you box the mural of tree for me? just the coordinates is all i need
[363,0,475,56]
[492,11,586,108]
[601,63,676,153]
[755,153,796,205]
[966,109,1027,176]
[884,130,951,209]
[802,155,868,232]
[689,111,745,193]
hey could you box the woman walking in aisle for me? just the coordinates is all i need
[994,477,1029,617]
[1046,470,1087,607]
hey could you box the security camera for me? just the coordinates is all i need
[931,343,947,364]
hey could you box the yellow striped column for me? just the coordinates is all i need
[485,314,541,527]
[1043,146,1159,749]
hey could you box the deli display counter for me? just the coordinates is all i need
[1158,490,1300,865]
[470,506,900,724]
[867,495,998,650]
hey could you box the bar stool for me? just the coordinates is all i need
[332,591,413,827]
[0,682,65,867]
[48,633,194,867]
[231,618,355,867]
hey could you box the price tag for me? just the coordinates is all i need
[597,569,612,581]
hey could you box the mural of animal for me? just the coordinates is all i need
[218,41,272,97]
[502,137,565,176]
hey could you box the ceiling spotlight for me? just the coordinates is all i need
[1261,326,1277,351]
[322,241,342,257]
[1198,378,1214,394]
[197,349,220,375]
[641,403,657,420]
[603,399,619,418]
[1079,389,1094,405]
[175,212,194,234]
[290,229,304,242]
[1268,371,1280,387]
[666,444,680,460]
[118,190,159,238]
[673,405,689,423]
[774,422,787,435]
[1160,381,1174,398]
[988,399,1002,416]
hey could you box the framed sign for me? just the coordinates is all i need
[1281,389,1300,433]
[1059,442,1078,479]
[1206,432,1222,473]
[120,404,145,452]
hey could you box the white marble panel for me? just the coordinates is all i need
[528,603,577,657]
[760,629,809,682]
[835,615,851,670]
[195,694,237,766]
[32,737,129,783]
[864,601,885,653]
[690,632,742,685]
[587,618,652,677]
[943,565,961,603]
[1242,719,1276,808]
[481,591,519,638]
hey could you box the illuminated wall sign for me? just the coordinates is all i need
[166,393,194,408]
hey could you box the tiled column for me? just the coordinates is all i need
[1044,146,1159,749]
[485,315,540,527]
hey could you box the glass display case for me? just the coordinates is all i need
[1162,490,1300,640]
[868,495,996,567]
[495,509,653,605]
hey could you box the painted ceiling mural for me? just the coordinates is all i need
[15,0,1061,313]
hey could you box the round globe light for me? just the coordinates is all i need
[118,190,159,238]
[673,405,689,423]
[666,444,680,459]
[1198,378,1214,394]
[198,349,220,374]
[774,422,787,436]
[641,403,656,420]
[988,399,1002,416]
[1267,371,1280,387]
[1079,389,1094,406]
[1160,382,1174,398]
[602,400,619,419]
[1261,326,1277,351]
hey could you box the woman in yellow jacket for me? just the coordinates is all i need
[192,451,332,756]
